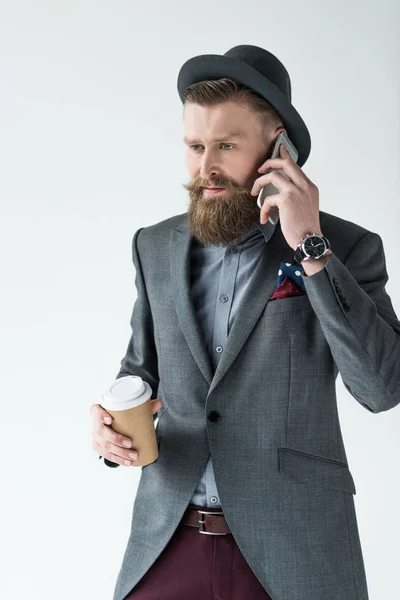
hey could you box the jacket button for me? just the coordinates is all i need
[208,411,221,423]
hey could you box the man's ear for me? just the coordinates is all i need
[273,128,287,142]
[269,127,288,156]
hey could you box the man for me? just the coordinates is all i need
[91,45,400,600]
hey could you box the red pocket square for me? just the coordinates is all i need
[269,262,306,301]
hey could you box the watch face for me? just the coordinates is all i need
[303,235,325,258]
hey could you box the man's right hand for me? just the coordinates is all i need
[90,400,163,466]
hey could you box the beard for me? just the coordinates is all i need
[183,174,261,247]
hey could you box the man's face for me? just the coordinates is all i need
[182,100,286,247]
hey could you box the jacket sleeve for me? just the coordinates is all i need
[101,227,160,468]
[302,231,400,413]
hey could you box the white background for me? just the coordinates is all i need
[1,1,399,599]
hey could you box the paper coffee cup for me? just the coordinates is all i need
[101,375,159,466]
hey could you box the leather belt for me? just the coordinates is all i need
[181,506,232,535]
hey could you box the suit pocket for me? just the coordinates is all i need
[265,294,312,315]
[278,447,356,494]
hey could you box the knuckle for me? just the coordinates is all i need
[93,424,103,439]
[93,440,105,457]
[103,439,111,451]
[93,415,103,427]
[307,178,316,189]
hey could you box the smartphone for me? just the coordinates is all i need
[256,131,299,224]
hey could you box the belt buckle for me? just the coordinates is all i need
[196,509,227,535]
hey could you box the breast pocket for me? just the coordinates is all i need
[265,294,312,315]
[278,447,356,494]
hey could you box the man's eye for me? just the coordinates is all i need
[190,144,234,151]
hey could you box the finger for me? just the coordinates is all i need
[98,421,134,449]
[151,399,162,415]
[258,157,302,186]
[278,144,314,186]
[251,170,291,197]
[93,427,137,458]
[90,403,114,425]
[98,437,138,464]
[279,143,290,158]
[92,439,138,466]
[259,193,279,224]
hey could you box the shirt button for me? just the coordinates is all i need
[210,496,219,504]
[216,346,223,353]
[220,295,228,302]
[231,246,238,253]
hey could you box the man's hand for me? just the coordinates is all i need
[90,400,162,466]
[251,143,322,251]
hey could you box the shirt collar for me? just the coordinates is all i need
[235,218,277,245]
[190,218,278,249]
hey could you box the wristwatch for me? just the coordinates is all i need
[294,233,331,263]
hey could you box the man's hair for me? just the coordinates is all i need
[183,77,284,143]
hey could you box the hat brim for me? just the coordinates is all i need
[177,54,311,168]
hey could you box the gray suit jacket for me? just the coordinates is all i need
[111,210,400,600]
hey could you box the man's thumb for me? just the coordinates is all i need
[150,399,163,415]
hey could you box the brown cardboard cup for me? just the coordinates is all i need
[100,376,159,467]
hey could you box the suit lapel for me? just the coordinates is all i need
[171,219,214,386]
[170,215,293,395]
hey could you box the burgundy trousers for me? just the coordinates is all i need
[123,504,272,600]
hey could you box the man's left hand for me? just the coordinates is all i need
[251,143,322,251]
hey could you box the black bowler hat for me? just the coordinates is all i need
[177,44,311,168]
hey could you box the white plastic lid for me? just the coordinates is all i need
[101,375,152,411]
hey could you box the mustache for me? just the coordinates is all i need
[182,176,249,195]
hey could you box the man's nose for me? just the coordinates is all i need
[200,170,221,184]
[199,155,221,182]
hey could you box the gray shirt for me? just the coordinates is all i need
[188,218,278,508]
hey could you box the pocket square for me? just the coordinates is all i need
[269,262,306,301]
